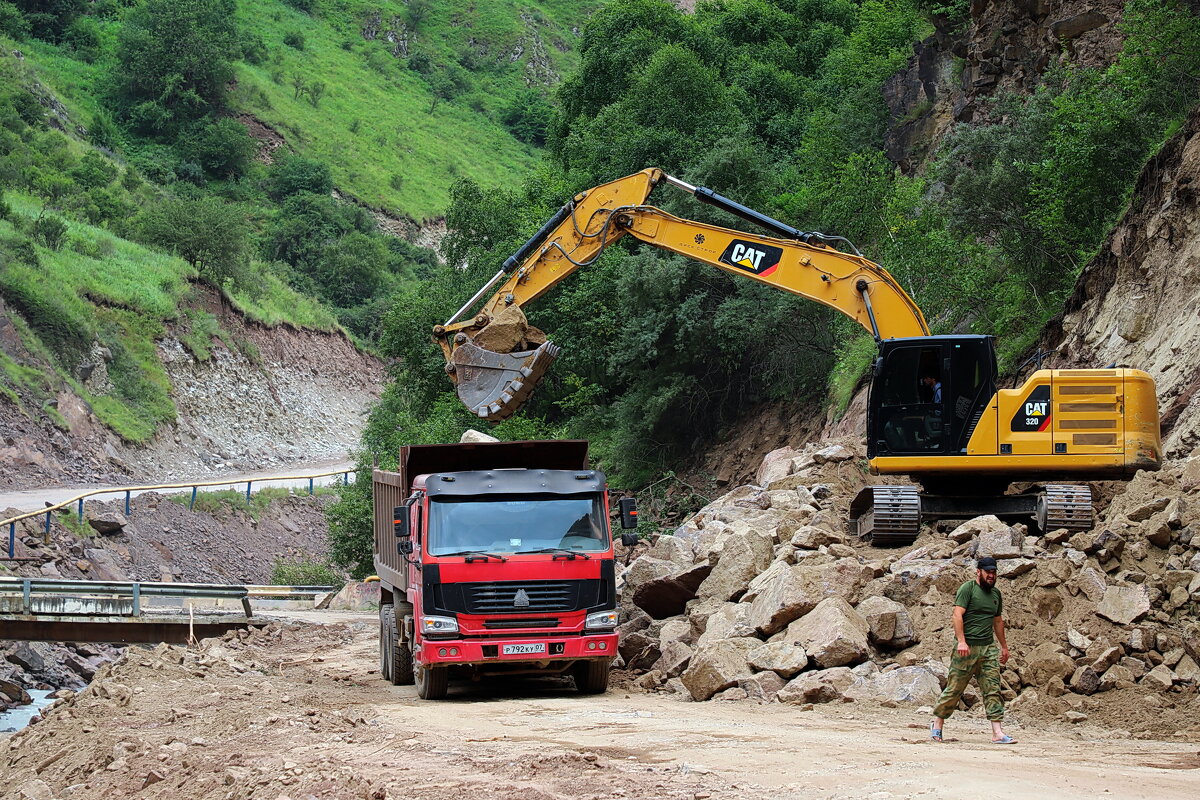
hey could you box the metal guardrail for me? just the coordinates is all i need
[0,578,336,617]
[0,469,356,560]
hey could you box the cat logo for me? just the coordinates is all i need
[513,588,530,608]
[1010,385,1052,432]
[719,239,783,277]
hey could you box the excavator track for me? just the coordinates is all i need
[1038,484,1093,532]
[849,485,922,546]
[451,340,561,421]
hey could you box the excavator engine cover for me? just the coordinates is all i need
[452,340,560,421]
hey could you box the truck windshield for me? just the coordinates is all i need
[427,495,609,556]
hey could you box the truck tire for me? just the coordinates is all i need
[573,660,610,694]
[391,602,415,686]
[379,605,394,683]
[415,664,449,700]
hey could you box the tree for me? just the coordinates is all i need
[13,0,84,42]
[314,232,390,307]
[179,118,259,179]
[140,196,251,285]
[113,0,240,134]
[266,155,333,200]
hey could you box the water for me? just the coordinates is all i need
[0,690,54,733]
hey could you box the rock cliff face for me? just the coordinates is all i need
[1038,106,1200,458]
[884,0,1127,172]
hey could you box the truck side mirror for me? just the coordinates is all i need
[393,505,409,538]
[398,540,414,555]
[620,532,639,548]
[618,497,638,529]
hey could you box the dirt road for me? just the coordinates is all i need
[2,616,1195,800]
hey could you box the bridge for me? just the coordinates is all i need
[0,578,335,644]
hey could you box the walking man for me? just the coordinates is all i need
[930,556,1015,744]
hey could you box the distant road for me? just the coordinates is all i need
[0,459,357,516]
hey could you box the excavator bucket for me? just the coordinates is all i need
[451,339,561,421]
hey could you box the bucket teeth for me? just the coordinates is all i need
[451,340,561,421]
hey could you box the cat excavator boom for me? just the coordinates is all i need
[434,168,1161,545]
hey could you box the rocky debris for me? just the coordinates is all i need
[5,491,336,585]
[620,440,1200,739]
[459,429,499,444]
[632,562,711,619]
[0,641,122,710]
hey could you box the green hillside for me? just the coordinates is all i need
[233,0,598,220]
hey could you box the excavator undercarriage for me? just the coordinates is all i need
[849,483,1094,546]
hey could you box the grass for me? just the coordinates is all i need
[225,270,341,331]
[829,332,880,416]
[166,485,339,520]
[231,0,598,220]
[270,555,344,588]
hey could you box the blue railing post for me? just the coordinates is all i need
[44,511,50,536]
[77,498,84,524]
[343,471,350,486]
[246,481,252,502]
[308,477,314,496]
[8,522,14,559]
[124,490,131,516]
[190,486,197,510]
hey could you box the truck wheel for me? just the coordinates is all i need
[391,602,415,686]
[379,605,394,683]
[415,664,449,700]
[573,660,610,694]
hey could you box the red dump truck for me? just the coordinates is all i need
[372,439,637,699]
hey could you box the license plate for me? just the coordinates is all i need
[502,643,546,656]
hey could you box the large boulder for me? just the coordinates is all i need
[783,597,870,668]
[680,637,759,701]
[813,444,854,464]
[777,666,857,704]
[696,602,757,647]
[646,535,695,566]
[749,558,875,637]
[756,447,800,486]
[947,515,1009,544]
[739,670,787,702]
[1022,642,1076,687]
[87,511,128,535]
[652,641,694,678]
[975,524,1021,559]
[859,666,942,704]
[695,528,774,601]
[619,556,677,610]
[632,562,712,619]
[746,640,808,678]
[882,559,962,605]
[1095,585,1151,625]
[855,596,917,650]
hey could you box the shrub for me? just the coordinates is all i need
[139,195,251,286]
[266,155,333,200]
[0,2,30,40]
[179,117,259,179]
[31,213,67,250]
[283,31,305,50]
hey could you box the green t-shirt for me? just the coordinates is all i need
[954,580,1003,646]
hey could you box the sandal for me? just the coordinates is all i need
[930,722,943,742]
[992,735,1017,744]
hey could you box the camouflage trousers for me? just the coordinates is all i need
[932,643,1004,722]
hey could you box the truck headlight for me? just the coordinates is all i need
[584,610,618,630]
[421,615,459,637]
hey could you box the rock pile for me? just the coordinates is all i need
[617,441,1200,735]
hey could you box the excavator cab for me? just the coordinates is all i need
[868,336,997,458]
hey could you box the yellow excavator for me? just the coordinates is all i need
[432,168,1161,545]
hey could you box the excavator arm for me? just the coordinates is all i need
[434,168,930,420]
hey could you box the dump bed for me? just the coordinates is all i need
[372,440,590,587]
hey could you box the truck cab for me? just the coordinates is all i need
[373,440,634,699]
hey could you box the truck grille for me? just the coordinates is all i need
[467,581,577,613]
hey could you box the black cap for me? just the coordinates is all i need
[977,556,998,571]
